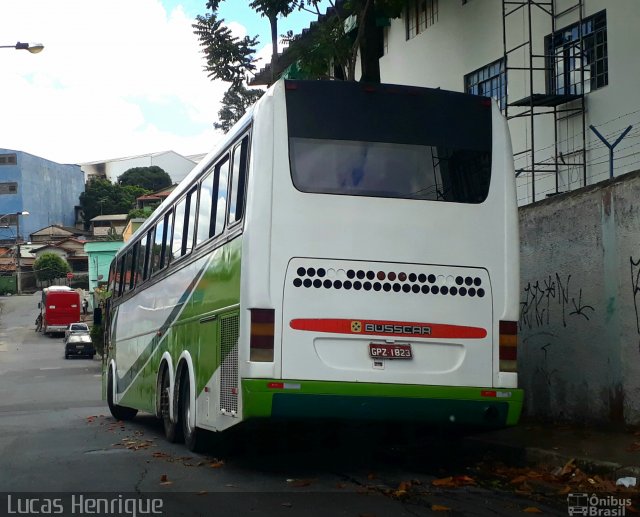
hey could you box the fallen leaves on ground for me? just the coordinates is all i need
[474,458,639,497]
[523,507,543,513]
[432,475,476,488]
[431,504,451,512]
[159,474,173,486]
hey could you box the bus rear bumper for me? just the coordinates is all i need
[242,380,523,427]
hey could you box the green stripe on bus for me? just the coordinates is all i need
[242,380,523,426]
[116,237,243,407]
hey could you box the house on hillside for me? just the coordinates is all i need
[30,225,90,244]
[122,218,146,242]
[80,151,197,185]
[136,185,175,210]
[85,241,124,293]
[32,238,89,272]
[253,0,639,206]
[90,214,128,237]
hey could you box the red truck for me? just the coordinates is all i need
[39,286,81,335]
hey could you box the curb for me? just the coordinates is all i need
[464,435,640,479]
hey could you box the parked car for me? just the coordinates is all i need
[64,333,95,359]
[64,322,89,342]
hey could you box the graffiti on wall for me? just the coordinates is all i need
[631,256,640,335]
[520,273,595,330]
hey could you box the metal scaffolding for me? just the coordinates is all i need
[502,0,587,202]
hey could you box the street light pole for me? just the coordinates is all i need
[14,211,29,295]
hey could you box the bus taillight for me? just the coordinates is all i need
[250,309,275,362]
[499,321,517,373]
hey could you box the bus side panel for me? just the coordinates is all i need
[113,238,242,421]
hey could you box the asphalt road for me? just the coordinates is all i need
[0,294,565,516]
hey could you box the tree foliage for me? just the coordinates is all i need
[117,166,172,191]
[287,0,408,82]
[127,206,156,220]
[33,253,71,284]
[214,82,264,132]
[193,1,270,132]
[80,178,149,230]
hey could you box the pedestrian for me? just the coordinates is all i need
[35,314,42,332]
[82,299,88,315]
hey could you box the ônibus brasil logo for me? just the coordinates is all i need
[567,493,632,516]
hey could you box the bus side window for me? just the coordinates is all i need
[214,156,230,237]
[184,187,197,255]
[116,257,125,297]
[151,219,165,275]
[107,262,116,296]
[196,169,214,246]
[172,187,197,260]
[228,135,249,224]
[141,231,151,281]
[172,198,187,260]
[123,249,134,294]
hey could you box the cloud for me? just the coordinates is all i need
[0,0,232,164]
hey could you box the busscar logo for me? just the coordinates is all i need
[351,321,362,333]
[364,323,431,335]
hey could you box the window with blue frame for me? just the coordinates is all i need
[464,58,506,111]
[546,10,608,95]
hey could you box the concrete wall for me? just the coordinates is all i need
[519,169,640,425]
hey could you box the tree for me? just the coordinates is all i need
[117,166,172,191]
[215,82,264,132]
[127,206,156,220]
[80,178,149,230]
[193,2,266,131]
[288,0,408,82]
[249,0,295,84]
[33,253,71,284]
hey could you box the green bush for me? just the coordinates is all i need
[90,324,104,358]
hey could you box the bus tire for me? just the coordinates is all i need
[180,375,203,452]
[107,367,138,421]
[161,369,183,443]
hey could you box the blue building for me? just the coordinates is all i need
[0,149,84,242]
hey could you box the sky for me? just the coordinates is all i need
[0,0,328,165]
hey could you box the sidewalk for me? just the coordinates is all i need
[465,423,640,478]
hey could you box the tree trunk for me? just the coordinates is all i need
[269,14,278,85]
[358,0,381,83]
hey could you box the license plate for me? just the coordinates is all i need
[369,343,412,359]
[75,345,84,349]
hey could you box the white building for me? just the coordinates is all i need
[80,150,198,185]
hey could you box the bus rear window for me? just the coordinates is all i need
[286,80,492,204]
[290,138,490,203]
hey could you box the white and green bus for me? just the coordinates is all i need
[104,80,522,451]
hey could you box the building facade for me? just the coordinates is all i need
[0,149,84,241]
[80,151,197,185]
[85,241,124,293]
[377,0,638,205]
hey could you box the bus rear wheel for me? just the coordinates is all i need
[180,375,203,452]
[161,369,183,443]
[107,367,138,421]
